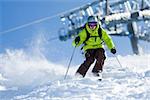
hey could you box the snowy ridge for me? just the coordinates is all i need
[0,52,147,100]
[0,49,71,99]
[0,49,67,89]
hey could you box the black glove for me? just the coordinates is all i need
[111,48,116,54]
[75,36,80,45]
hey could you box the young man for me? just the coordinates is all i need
[72,16,116,78]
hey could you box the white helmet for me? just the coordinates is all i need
[87,16,97,23]
[87,15,101,25]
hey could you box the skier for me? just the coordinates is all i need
[72,16,116,78]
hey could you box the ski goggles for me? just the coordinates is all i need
[88,22,97,28]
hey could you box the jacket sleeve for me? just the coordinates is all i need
[101,28,115,50]
[72,29,87,47]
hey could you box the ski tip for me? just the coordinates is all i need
[98,79,102,81]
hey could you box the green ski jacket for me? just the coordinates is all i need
[72,23,115,51]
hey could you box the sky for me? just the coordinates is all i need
[0,0,150,65]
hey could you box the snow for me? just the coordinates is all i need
[0,49,150,100]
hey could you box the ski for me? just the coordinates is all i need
[98,78,102,81]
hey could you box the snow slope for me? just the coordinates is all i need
[0,49,149,100]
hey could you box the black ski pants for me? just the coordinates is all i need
[76,48,106,77]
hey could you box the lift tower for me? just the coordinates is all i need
[58,0,150,54]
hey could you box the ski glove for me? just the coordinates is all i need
[111,48,116,54]
[75,36,80,45]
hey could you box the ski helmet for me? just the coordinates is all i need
[87,16,97,29]
[87,15,101,26]
[87,16,97,23]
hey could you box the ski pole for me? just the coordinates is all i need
[114,54,123,68]
[64,46,76,79]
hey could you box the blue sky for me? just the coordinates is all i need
[0,0,149,65]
